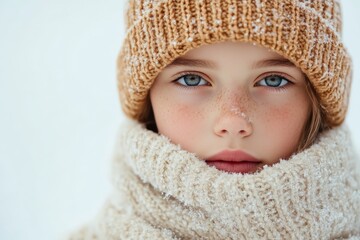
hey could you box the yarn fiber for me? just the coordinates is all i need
[68,119,360,239]
[117,0,352,126]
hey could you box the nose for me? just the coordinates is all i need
[213,111,253,138]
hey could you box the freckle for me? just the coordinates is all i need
[265,107,290,122]
[213,91,221,110]
[195,110,203,119]
[177,104,204,120]
[231,90,254,112]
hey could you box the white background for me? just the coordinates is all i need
[0,1,359,239]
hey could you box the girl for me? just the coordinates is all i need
[70,0,360,239]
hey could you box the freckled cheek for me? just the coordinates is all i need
[254,91,309,134]
[257,102,309,159]
[151,91,209,149]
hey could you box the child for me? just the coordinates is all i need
[70,0,360,239]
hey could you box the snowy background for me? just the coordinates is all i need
[0,1,359,239]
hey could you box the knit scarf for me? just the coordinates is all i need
[70,120,360,240]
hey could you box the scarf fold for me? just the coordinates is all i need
[70,119,360,240]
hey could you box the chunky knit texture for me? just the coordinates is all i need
[117,0,352,126]
[69,119,360,239]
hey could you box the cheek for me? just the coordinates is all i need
[257,94,310,160]
[263,106,306,134]
[150,90,207,151]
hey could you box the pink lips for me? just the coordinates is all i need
[205,150,261,174]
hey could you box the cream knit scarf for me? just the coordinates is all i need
[70,120,360,240]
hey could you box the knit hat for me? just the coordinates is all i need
[116,0,352,126]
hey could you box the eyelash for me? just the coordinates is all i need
[172,72,293,90]
[172,72,211,88]
[255,73,293,92]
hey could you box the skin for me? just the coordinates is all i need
[150,41,311,172]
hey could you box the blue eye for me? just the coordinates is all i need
[175,74,209,86]
[257,75,289,87]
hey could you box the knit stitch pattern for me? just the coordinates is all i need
[69,119,360,239]
[117,0,352,126]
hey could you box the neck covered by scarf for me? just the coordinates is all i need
[70,120,360,240]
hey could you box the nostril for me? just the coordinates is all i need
[214,115,253,137]
[220,129,228,134]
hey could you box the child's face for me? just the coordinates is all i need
[150,41,311,173]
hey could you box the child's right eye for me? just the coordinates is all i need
[175,74,210,87]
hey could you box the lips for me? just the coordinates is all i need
[205,150,261,174]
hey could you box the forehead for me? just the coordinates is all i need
[165,41,296,70]
[183,41,283,59]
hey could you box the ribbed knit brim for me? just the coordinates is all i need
[117,0,352,126]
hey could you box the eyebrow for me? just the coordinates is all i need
[166,57,218,68]
[252,58,296,69]
[165,57,296,69]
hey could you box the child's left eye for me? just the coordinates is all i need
[256,75,290,88]
[175,74,209,86]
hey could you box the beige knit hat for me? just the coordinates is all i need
[116,0,352,126]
